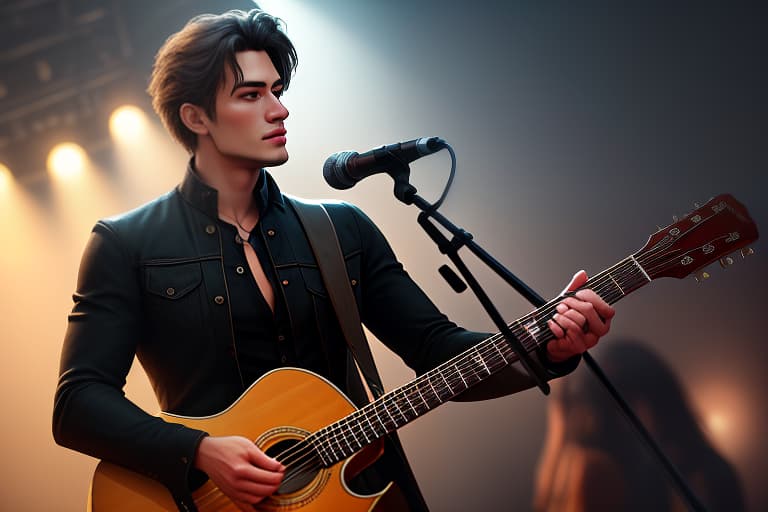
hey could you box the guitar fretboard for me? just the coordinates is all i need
[306,256,651,466]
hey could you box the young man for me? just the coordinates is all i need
[53,9,614,512]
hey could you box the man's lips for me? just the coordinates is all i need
[263,128,287,140]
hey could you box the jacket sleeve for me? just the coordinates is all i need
[52,221,207,509]
[346,204,579,399]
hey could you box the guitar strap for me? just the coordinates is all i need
[288,198,383,399]
[288,197,430,512]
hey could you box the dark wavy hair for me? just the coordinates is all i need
[535,340,745,512]
[147,9,298,152]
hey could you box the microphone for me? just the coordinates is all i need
[323,136,446,189]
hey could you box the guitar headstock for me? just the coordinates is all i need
[634,194,759,280]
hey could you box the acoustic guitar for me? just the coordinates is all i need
[88,194,758,511]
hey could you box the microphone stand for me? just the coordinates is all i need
[391,169,551,394]
[387,164,707,512]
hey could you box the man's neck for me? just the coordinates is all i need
[193,150,262,221]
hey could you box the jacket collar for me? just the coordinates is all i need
[178,159,286,219]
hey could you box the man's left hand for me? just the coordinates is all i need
[546,270,615,362]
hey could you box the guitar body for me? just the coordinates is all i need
[89,368,389,512]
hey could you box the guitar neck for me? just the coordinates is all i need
[306,255,651,467]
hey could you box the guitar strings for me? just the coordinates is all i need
[276,260,651,484]
[278,266,645,483]
[283,213,734,488]
[275,243,686,489]
[278,291,604,485]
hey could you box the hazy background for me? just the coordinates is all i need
[1,0,765,510]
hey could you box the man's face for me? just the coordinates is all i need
[204,50,289,167]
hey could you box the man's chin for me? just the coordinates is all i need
[227,151,288,169]
[258,149,289,168]
[262,154,289,168]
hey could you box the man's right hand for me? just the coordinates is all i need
[194,435,284,511]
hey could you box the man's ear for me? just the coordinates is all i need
[179,103,210,135]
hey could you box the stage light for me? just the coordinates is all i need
[109,105,147,142]
[47,143,88,180]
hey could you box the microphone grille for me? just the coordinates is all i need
[323,151,357,189]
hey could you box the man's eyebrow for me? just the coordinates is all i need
[230,79,284,94]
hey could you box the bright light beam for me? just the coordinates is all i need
[109,105,148,142]
[47,142,88,181]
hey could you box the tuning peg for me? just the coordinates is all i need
[672,215,679,222]
[719,256,735,268]
[694,271,711,283]
[740,247,755,258]
[694,202,701,208]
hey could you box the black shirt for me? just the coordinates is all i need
[217,172,332,386]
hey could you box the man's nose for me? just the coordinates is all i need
[266,94,289,122]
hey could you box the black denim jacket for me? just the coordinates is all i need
[53,164,576,510]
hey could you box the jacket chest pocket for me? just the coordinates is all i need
[145,262,203,300]
[142,261,206,342]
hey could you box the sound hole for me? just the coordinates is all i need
[265,438,320,495]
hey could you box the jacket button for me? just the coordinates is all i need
[267,229,276,237]
[350,279,358,286]
[214,295,225,305]
[236,266,245,275]
[281,355,288,364]
[277,334,286,342]
[166,287,176,296]
[281,279,289,286]
[205,225,216,235]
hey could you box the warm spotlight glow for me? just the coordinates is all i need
[693,378,752,459]
[109,105,147,141]
[706,411,730,437]
[47,142,87,180]
[0,163,12,192]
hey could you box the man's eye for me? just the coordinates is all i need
[243,92,260,99]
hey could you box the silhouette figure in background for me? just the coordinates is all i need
[534,341,745,512]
